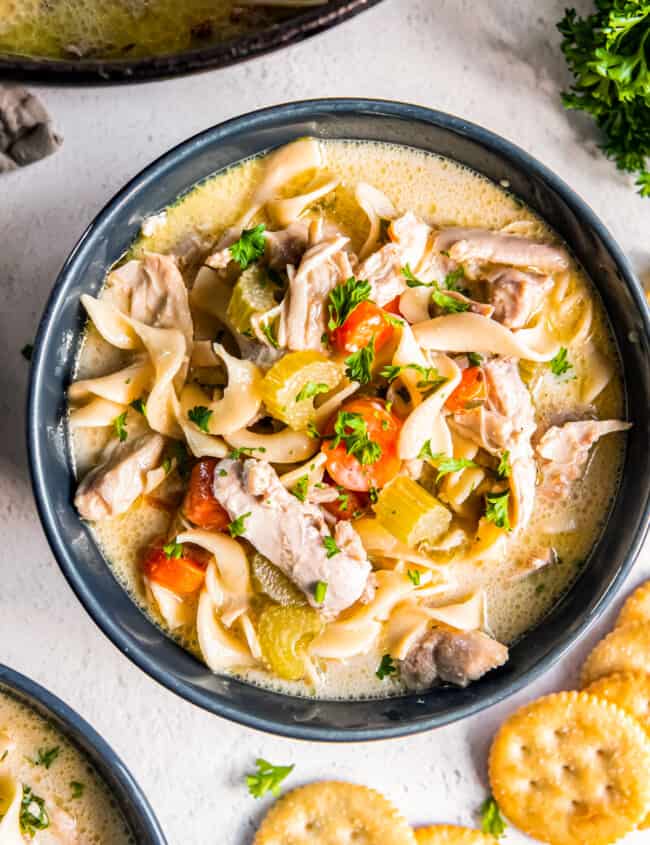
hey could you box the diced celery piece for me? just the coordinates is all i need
[227,265,276,335]
[250,553,305,606]
[374,476,451,547]
[260,350,342,430]
[257,605,322,681]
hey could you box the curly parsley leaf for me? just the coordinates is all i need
[467,351,483,367]
[402,264,431,288]
[246,758,294,799]
[113,411,128,442]
[381,363,446,393]
[295,381,331,403]
[188,405,213,433]
[558,4,650,197]
[323,536,341,558]
[422,450,479,482]
[485,490,511,531]
[291,475,309,503]
[497,450,511,479]
[344,338,375,384]
[549,346,574,378]
[228,446,266,459]
[228,512,251,538]
[229,224,266,269]
[327,277,372,330]
[163,541,183,559]
[376,653,397,680]
[327,411,382,466]
[479,795,507,838]
[20,786,50,836]
[130,397,147,417]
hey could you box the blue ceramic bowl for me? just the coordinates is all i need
[0,664,166,842]
[27,99,650,741]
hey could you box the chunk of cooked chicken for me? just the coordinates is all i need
[75,433,165,521]
[358,211,432,305]
[486,267,553,329]
[436,228,569,274]
[536,418,632,499]
[106,252,193,348]
[400,626,509,689]
[451,357,537,529]
[285,234,352,351]
[213,458,371,616]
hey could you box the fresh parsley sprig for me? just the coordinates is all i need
[418,445,479,482]
[188,405,213,433]
[479,795,507,838]
[485,490,511,531]
[229,224,266,269]
[327,411,382,466]
[327,277,372,330]
[549,346,574,378]
[246,758,294,799]
[228,512,251,538]
[295,382,330,403]
[344,338,375,384]
[376,654,397,680]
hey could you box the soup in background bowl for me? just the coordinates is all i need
[27,100,650,740]
[0,665,166,843]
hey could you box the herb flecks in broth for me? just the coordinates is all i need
[70,139,628,701]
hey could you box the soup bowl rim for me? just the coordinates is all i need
[27,98,650,741]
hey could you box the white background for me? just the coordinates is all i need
[1,1,649,842]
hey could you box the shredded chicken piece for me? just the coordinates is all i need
[75,434,165,521]
[358,211,433,305]
[213,458,371,616]
[107,252,193,348]
[536,419,632,499]
[436,228,569,274]
[400,626,508,689]
[285,234,350,350]
[486,267,553,329]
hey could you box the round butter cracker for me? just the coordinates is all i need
[253,781,416,845]
[488,690,650,845]
[580,620,650,687]
[616,580,650,628]
[415,825,498,844]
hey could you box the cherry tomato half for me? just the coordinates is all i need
[445,366,487,413]
[330,300,395,354]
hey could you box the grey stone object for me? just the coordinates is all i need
[0,85,62,172]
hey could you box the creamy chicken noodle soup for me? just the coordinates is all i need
[0,691,133,843]
[69,139,629,699]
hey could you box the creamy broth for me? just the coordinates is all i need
[0,690,134,843]
[71,140,626,700]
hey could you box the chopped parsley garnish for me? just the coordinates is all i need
[228,446,266,459]
[444,267,465,290]
[407,569,421,586]
[229,224,266,270]
[479,795,507,838]
[421,448,479,482]
[295,381,330,403]
[70,781,85,799]
[549,346,574,378]
[20,786,49,837]
[327,277,372,330]
[314,580,329,602]
[402,264,430,288]
[218,468,228,477]
[467,351,483,367]
[113,411,128,442]
[431,286,470,313]
[188,405,212,433]
[485,490,511,531]
[323,536,341,558]
[246,758,294,799]
[328,411,382,466]
[33,747,60,769]
[163,541,183,559]
[307,421,322,439]
[497,450,511,479]
[336,488,349,511]
[129,397,147,417]
[228,512,251,538]
[344,338,375,384]
[163,440,191,479]
[368,486,379,504]
[21,343,34,361]
[261,321,279,349]
[382,312,403,328]
[381,363,447,394]
[291,475,309,503]
[376,654,397,680]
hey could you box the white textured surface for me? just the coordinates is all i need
[1,1,649,843]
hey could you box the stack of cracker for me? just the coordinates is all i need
[252,781,499,844]
[489,579,650,845]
